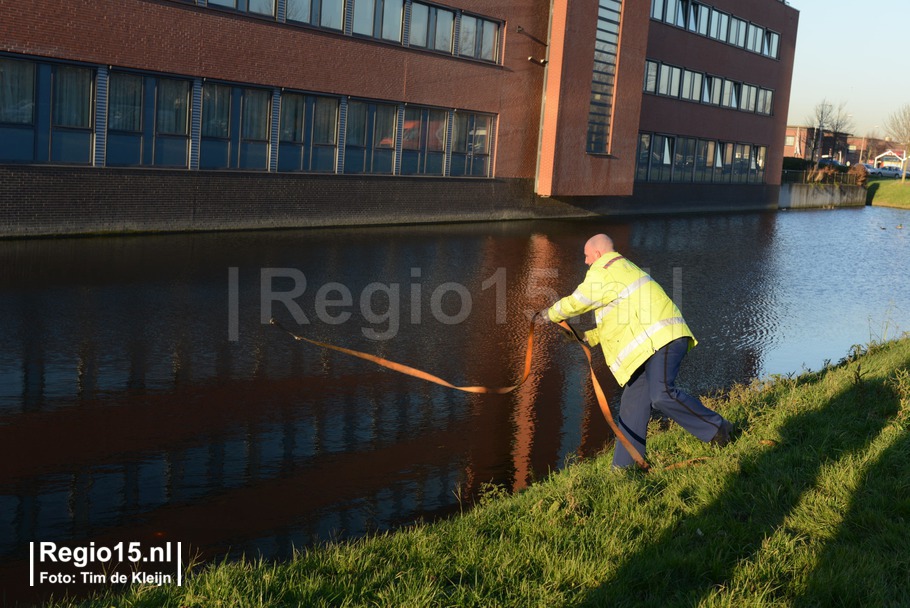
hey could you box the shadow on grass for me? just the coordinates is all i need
[794,421,910,606]
[866,181,879,206]
[578,371,903,607]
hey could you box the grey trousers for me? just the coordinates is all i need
[612,338,726,468]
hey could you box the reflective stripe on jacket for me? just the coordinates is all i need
[546,252,695,386]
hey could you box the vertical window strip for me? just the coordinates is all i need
[393,103,405,174]
[336,96,348,172]
[443,108,454,176]
[401,0,411,45]
[586,0,622,155]
[485,114,496,178]
[452,13,461,56]
[269,88,280,171]
[94,66,108,167]
[189,78,203,169]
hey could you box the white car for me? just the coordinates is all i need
[878,166,904,179]
[862,163,882,176]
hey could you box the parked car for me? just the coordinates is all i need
[878,166,904,179]
[862,163,882,176]
[817,157,844,169]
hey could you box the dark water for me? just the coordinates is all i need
[1,207,908,603]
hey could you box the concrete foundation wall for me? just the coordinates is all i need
[778,183,866,209]
[1,166,786,238]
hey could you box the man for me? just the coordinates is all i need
[538,234,732,468]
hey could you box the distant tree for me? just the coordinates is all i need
[805,99,853,161]
[862,128,887,163]
[827,102,854,160]
[884,104,910,182]
[884,104,910,143]
[805,100,835,161]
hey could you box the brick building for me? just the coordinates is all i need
[0,0,799,236]
[783,125,851,164]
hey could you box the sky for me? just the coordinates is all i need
[785,0,910,138]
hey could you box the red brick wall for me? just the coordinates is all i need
[537,0,649,197]
[640,0,799,186]
[0,0,550,179]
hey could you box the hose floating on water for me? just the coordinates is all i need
[270,317,651,470]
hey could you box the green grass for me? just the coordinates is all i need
[867,177,910,209]
[48,336,910,607]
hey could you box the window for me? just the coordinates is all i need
[108,73,142,132]
[241,88,270,142]
[757,88,773,115]
[673,136,696,182]
[208,0,275,17]
[718,142,733,182]
[249,0,274,16]
[691,2,709,36]
[650,134,673,182]
[106,73,189,167]
[752,146,767,183]
[671,0,686,27]
[665,0,679,25]
[154,78,190,167]
[201,82,232,169]
[400,106,447,175]
[681,70,701,102]
[0,57,35,125]
[785,135,795,147]
[202,83,231,139]
[353,0,403,42]
[658,65,681,97]
[157,78,190,136]
[709,9,728,42]
[733,143,751,183]
[650,0,663,21]
[286,0,311,22]
[451,111,492,176]
[639,132,768,184]
[740,84,757,113]
[721,79,739,109]
[644,57,771,116]
[729,17,747,47]
[288,0,343,29]
[636,133,651,180]
[344,100,396,174]
[702,75,721,105]
[643,61,658,94]
[409,3,454,52]
[459,14,500,62]
[764,31,780,58]
[53,66,93,129]
[648,1,780,59]
[586,0,621,154]
[746,23,763,53]
[694,139,714,181]
[278,92,338,172]
[51,65,94,164]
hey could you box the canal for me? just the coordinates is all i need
[1,206,908,601]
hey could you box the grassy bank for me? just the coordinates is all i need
[51,336,910,607]
[867,177,910,209]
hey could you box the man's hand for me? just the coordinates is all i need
[532,308,551,324]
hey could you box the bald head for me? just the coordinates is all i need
[584,234,614,265]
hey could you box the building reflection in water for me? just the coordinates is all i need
[0,216,777,598]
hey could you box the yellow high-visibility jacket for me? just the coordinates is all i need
[546,251,695,386]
